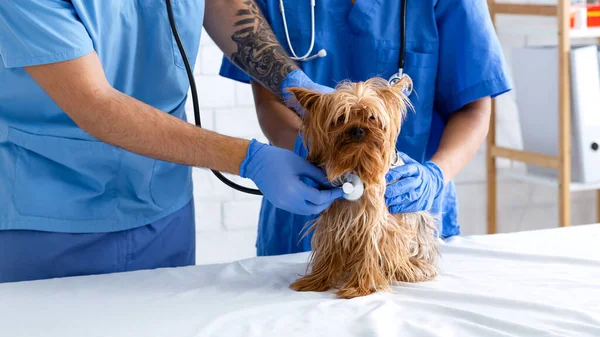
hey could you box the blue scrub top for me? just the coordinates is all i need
[219,0,511,255]
[0,0,204,233]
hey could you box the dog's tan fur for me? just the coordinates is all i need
[286,78,439,299]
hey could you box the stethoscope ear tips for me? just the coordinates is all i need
[300,49,327,62]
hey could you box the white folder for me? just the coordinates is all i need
[571,46,600,183]
[512,44,600,183]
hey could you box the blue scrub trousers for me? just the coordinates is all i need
[0,199,196,283]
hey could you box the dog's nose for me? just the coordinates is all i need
[350,127,365,141]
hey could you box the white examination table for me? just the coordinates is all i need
[1,224,599,337]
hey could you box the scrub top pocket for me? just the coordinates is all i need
[7,128,120,221]
[376,49,438,102]
[149,159,192,209]
[376,48,438,116]
[168,0,204,70]
[139,0,204,71]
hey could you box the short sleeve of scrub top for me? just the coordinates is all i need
[434,0,511,117]
[0,1,94,68]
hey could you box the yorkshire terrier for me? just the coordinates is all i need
[286,78,439,299]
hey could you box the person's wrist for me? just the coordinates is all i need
[425,160,446,195]
[239,139,267,178]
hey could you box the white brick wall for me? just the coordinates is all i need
[191,9,599,264]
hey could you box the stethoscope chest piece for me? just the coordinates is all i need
[388,72,413,97]
[391,150,404,168]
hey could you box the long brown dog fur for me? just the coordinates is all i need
[286,77,440,299]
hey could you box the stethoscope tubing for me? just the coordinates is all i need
[280,0,318,61]
[166,0,263,195]
[399,0,407,74]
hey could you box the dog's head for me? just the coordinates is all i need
[287,77,411,186]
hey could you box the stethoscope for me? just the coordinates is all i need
[279,0,327,61]
[167,0,413,196]
[279,0,413,96]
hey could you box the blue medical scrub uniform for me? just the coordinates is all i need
[220,0,511,256]
[0,0,204,282]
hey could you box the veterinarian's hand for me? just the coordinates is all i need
[240,139,343,215]
[385,152,445,214]
[281,70,333,116]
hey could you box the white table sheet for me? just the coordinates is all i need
[1,225,599,337]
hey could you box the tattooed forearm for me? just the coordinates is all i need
[230,0,298,94]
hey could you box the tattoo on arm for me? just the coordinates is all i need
[230,0,298,94]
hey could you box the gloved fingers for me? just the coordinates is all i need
[385,189,419,207]
[299,176,319,189]
[397,152,417,165]
[297,161,330,186]
[389,202,419,214]
[291,187,342,215]
[308,201,335,215]
[385,176,420,198]
[297,180,343,206]
[308,186,344,206]
[280,184,316,215]
[390,195,436,213]
[305,189,344,214]
[319,180,337,189]
[386,164,419,183]
[300,175,338,191]
[312,83,334,94]
[292,204,318,216]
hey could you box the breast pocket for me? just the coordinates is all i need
[8,128,120,221]
[168,0,204,70]
[140,0,204,70]
[377,49,438,104]
[377,48,438,133]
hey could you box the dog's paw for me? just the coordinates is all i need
[395,261,438,283]
[290,276,331,293]
[335,286,374,299]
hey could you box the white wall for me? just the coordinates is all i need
[189,6,598,265]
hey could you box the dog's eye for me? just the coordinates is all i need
[369,116,376,121]
[337,115,345,124]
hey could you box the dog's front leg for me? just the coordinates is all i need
[335,236,389,299]
[290,252,341,293]
[290,223,342,293]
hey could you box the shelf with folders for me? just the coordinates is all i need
[486,0,600,234]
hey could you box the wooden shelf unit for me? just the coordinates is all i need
[486,1,600,233]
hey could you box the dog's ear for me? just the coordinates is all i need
[285,87,322,112]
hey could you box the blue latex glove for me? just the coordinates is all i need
[240,139,343,215]
[281,69,333,116]
[385,152,445,214]
[293,132,309,159]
